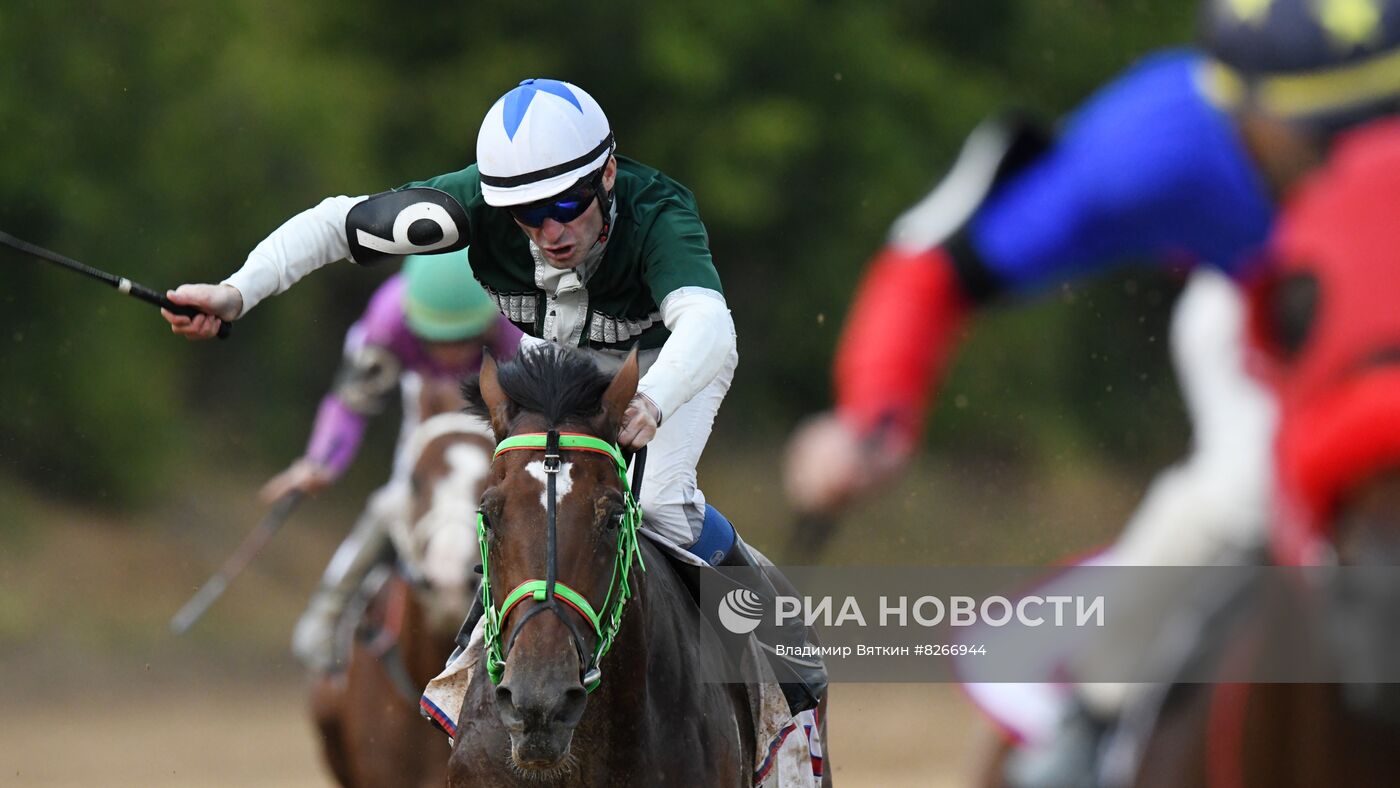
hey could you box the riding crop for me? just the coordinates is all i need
[0,230,232,339]
[169,491,305,634]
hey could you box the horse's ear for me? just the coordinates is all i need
[599,347,639,437]
[477,352,514,441]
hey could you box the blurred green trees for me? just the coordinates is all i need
[0,1,1195,506]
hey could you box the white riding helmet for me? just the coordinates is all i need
[476,79,615,207]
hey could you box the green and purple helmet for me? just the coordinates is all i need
[403,250,499,342]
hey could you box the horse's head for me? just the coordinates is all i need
[463,345,641,772]
[396,412,495,630]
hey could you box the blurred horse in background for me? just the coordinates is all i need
[312,378,495,787]
[1127,467,1400,788]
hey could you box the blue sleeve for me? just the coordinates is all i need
[969,50,1275,294]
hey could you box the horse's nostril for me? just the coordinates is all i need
[495,681,584,731]
[555,686,587,726]
[494,685,522,726]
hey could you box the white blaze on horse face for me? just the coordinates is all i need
[420,442,491,594]
[524,459,577,512]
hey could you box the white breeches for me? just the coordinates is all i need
[1080,269,1278,715]
[1107,268,1277,566]
[631,347,739,548]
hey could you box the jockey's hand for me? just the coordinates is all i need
[618,394,661,450]
[260,457,334,504]
[162,283,243,340]
[783,412,909,517]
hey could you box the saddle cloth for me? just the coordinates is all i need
[419,531,823,787]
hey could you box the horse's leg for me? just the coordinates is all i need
[309,673,356,788]
[336,574,413,788]
[349,576,454,788]
[342,629,433,788]
[1129,683,1213,788]
[409,632,462,788]
[399,593,456,788]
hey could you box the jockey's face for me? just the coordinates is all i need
[512,157,617,270]
[1237,109,1327,198]
[424,337,485,371]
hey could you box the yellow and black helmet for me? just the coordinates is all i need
[1199,0,1400,131]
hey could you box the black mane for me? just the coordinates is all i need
[463,345,612,428]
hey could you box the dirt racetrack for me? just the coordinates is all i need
[0,679,987,787]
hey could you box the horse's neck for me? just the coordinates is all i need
[576,539,750,783]
[592,539,714,712]
[571,541,661,702]
[600,543,661,689]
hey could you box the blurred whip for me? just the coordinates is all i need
[170,491,304,634]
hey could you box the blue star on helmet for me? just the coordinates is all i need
[502,79,583,140]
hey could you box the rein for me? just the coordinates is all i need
[478,431,646,693]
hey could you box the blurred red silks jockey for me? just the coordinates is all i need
[1251,118,1400,564]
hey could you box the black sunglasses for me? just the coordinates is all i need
[507,172,602,227]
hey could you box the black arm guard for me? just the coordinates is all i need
[345,187,470,266]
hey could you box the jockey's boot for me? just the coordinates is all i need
[1003,699,1111,788]
[292,499,393,673]
[719,538,828,715]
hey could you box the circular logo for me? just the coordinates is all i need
[717,588,764,635]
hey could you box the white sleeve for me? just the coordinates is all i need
[222,195,367,315]
[636,287,735,421]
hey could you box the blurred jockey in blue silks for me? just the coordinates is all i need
[784,1,1400,784]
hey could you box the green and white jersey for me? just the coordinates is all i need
[223,154,734,420]
[404,156,722,351]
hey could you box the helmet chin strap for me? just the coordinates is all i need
[594,149,618,245]
[594,184,617,246]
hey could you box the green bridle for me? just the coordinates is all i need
[478,431,646,693]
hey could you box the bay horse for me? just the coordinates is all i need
[1124,468,1400,788]
[447,346,754,787]
[311,378,496,788]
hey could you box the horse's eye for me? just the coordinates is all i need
[479,509,492,530]
[606,510,624,530]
